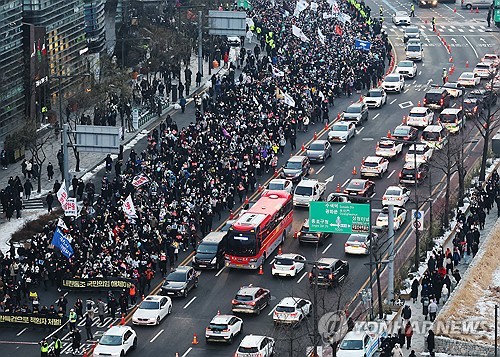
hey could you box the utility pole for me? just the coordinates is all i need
[387,204,395,303]
[62,123,69,193]
[495,304,498,356]
[198,11,203,76]
[312,262,319,357]
[368,199,374,320]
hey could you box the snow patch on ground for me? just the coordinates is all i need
[0,210,48,253]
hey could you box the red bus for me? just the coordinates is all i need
[225,190,294,269]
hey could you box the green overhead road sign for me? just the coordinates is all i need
[309,201,370,234]
[237,0,252,9]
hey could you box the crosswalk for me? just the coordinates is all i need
[383,23,490,35]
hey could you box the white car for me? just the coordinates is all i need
[344,233,377,255]
[375,139,403,160]
[395,60,417,78]
[236,335,275,357]
[405,143,434,163]
[266,179,293,194]
[328,121,356,143]
[382,186,410,207]
[205,314,243,344]
[457,72,481,87]
[482,53,500,67]
[360,156,389,178]
[337,330,383,357]
[407,106,434,128]
[375,207,407,231]
[392,11,411,25]
[93,326,137,357]
[363,88,387,108]
[132,295,172,325]
[227,36,241,47]
[473,61,497,79]
[273,297,312,325]
[271,253,306,277]
[382,73,405,93]
[443,82,464,98]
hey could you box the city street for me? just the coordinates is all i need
[0,1,498,357]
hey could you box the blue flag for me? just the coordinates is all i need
[51,227,74,259]
[355,39,371,51]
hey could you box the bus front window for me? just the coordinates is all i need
[226,232,257,257]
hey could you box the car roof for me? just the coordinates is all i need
[201,232,226,244]
[347,233,369,241]
[143,295,164,302]
[174,265,192,272]
[269,178,287,184]
[403,161,424,169]
[385,185,403,192]
[398,60,414,65]
[409,106,429,113]
[395,10,408,15]
[297,179,318,187]
[318,257,339,266]
[105,325,132,336]
[343,330,369,340]
[423,125,444,132]
[210,314,237,324]
[386,73,401,78]
[426,88,446,94]
[460,71,474,76]
[440,108,461,114]
[349,179,368,185]
[277,297,303,307]
[395,125,412,130]
[334,121,352,126]
[276,253,301,260]
[237,285,261,295]
[240,335,267,346]
[310,139,327,145]
[347,103,363,109]
[409,143,428,150]
[364,156,383,162]
[288,155,306,163]
[378,139,396,145]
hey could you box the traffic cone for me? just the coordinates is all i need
[437,31,440,36]
[258,265,264,275]
[466,61,469,68]
[449,56,453,63]
[258,185,263,193]
[336,183,341,193]
[244,197,249,205]
[141,294,145,301]
[293,231,298,239]
[418,101,421,107]
[273,169,279,177]
[313,132,318,140]
[402,116,407,124]
[192,333,199,345]
[301,143,305,151]
[387,130,392,138]
[337,113,341,121]
[359,95,363,102]
[83,350,88,357]
[217,309,221,315]
[278,245,282,255]
[476,6,479,13]
[120,314,125,325]
[454,7,456,12]
[470,6,473,13]
[324,121,329,130]
[447,44,451,53]
[352,166,357,175]
[229,211,234,220]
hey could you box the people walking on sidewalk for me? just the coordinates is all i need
[427,330,435,356]
[404,321,413,349]
[428,299,438,322]
[391,343,404,357]
[401,304,412,325]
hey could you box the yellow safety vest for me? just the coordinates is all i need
[41,345,49,353]
[69,311,77,322]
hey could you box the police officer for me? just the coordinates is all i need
[40,339,49,357]
[53,335,62,357]
[69,308,77,331]
[442,68,448,84]
[379,5,383,16]
[410,3,415,17]
[431,17,436,31]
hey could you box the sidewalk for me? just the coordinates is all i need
[0,53,212,205]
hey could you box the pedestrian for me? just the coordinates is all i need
[196,71,202,87]
[487,6,492,27]
[47,162,54,181]
[180,96,187,113]
[391,343,404,357]
[71,329,81,356]
[107,295,117,319]
[410,278,419,303]
[0,149,7,169]
[40,339,49,357]
[74,298,84,319]
[410,3,415,17]
[431,17,436,31]
[421,295,430,320]
[129,284,137,305]
[441,283,449,302]
[442,68,448,85]
[68,308,77,331]
[53,335,62,357]
[46,191,54,212]
[409,350,416,357]
[24,179,33,200]
[427,329,435,357]
[428,299,438,322]
[86,298,94,319]
[97,298,106,325]
[404,321,413,349]
[84,313,93,340]
[401,304,412,325]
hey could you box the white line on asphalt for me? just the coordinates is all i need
[322,243,332,254]
[390,99,397,104]
[16,328,27,336]
[418,72,421,76]
[342,179,349,187]
[215,267,225,277]
[268,305,277,316]
[297,271,308,284]
[269,259,275,266]
[387,169,395,178]
[412,80,416,85]
[372,208,382,213]
[462,35,479,58]
[54,291,68,304]
[150,329,164,343]
[183,297,197,309]
[404,89,409,93]
[452,102,457,107]
[356,127,365,135]
[316,165,325,174]
[372,113,380,121]
[181,347,193,357]
[337,145,346,153]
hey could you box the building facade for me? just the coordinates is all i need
[0,0,25,144]
[84,0,106,53]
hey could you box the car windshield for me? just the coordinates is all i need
[348,235,367,243]
[332,124,348,131]
[406,28,418,34]
[368,90,382,97]
[340,339,364,350]
[226,232,256,256]
[268,182,284,190]
[166,271,187,282]
[385,188,401,196]
[363,161,379,167]
[99,335,122,346]
[425,93,442,102]
[295,186,312,196]
[378,142,394,149]
[285,161,302,169]
[276,306,295,313]
[345,106,361,113]
[139,301,160,310]
[407,45,420,52]
[461,73,473,79]
[402,167,416,175]
[238,346,259,353]
[209,323,228,331]
[275,258,294,266]
[422,131,440,141]
[476,63,489,69]
[394,128,409,136]
[444,83,458,89]
[197,243,218,254]
[235,294,253,302]
[309,143,325,150]
[385,76,399,82]
[399,61,413,67]
[440,114,457,123]
[410,112,425,117]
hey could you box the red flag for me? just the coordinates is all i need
[186,10,196,20]
[41,41,47,56]
[335,25,343,36]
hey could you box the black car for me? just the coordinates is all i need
[399,161,429,185]
[231,285,271,315]
[192,232,226,270]
[391,125,419,143]
[463,98,483,119]
[161,266,198,298]
[467,89,498,109]
[413,0,437,7]
[298,219,330,246]
[424,88,451,110]
[343,179,375,200]
[281,156,311,182]
[309,258,349,288]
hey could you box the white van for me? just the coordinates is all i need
[421,124,448,150]
[406,43,423,61]
[407,107,434,128]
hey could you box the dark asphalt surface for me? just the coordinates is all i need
[1,3,498,357]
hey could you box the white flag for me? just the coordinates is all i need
[337,12,351,23]
[317,28,326,44]
[56,182,68,208]
[283,91,296,107]
[318,90,326,100]
[292,25,310,42]
[272,66,285,77]
[293,0,309,17]
[57,218,68,231]
[123,194,137,218]
[323,12,334,19]
[310,2,318,11]
[329,0,340,13]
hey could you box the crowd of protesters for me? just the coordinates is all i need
[0,0,395,316]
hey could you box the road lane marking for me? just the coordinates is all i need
[316,165,325,174]
[462,35,479,58]
[16,328,27,336]
[452,102,457,107]
[183,296,197,309]
[322,243,333,254]
[181,347,193,357]
[297,271,308,284]
[356,127,365,135]
[215,267,225,276]
[0,341,39,345]
[372,113,380,121]
[337,145,346,153]
[390,98,397,104]
[269,259,275,265]
[54,291,68,304]
[150,329,164,343]
[268,305,277,316]
[342,179,349,187]
[404,88,409,93]
[387,169,396,178]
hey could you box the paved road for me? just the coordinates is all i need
[1,3,498,357]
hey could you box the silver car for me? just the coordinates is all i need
[306,140,332,162]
